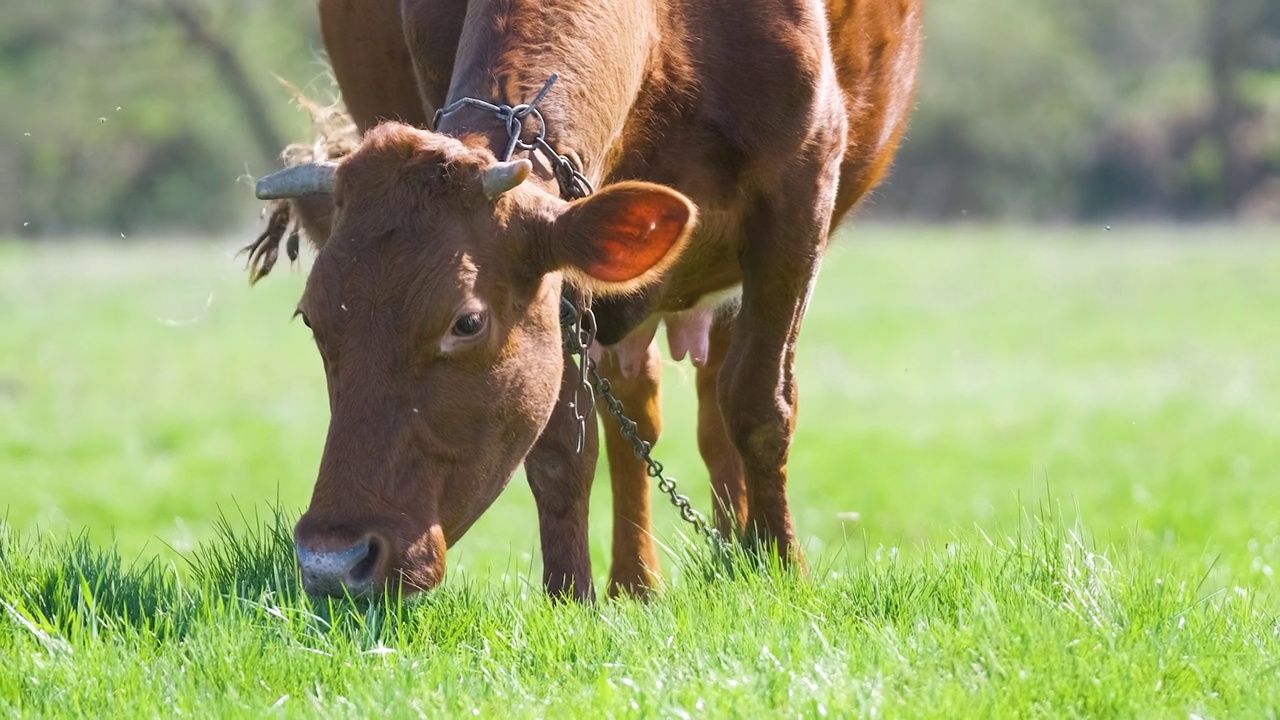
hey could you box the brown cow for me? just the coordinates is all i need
[249,0,922,601]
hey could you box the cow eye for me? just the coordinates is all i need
[451,312,485,337]
[294,309,312,329]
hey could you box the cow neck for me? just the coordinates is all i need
[432,0,658,193]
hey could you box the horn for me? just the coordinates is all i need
[481,159,533,200]
[255,162,339,200]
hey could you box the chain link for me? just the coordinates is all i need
[441,74,728,553]
[433,74,595,199]
[559,295,596,452]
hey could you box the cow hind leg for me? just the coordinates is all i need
[697,313,749,538]
[524,350,599,602]
[595,342,664,598]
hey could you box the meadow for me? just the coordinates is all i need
[2,225,1279,716]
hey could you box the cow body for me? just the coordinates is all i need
[261,0,922,600]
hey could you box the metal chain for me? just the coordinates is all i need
[558,293,597,453]
[561,298,730,553]
[440,74,728,553]
[433,74,594,200]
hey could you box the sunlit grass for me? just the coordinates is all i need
[3,509,1277,717]
[2,226,1280,714]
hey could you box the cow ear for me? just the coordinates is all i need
[543,181,697,294]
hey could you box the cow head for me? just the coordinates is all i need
[256,123,695,597]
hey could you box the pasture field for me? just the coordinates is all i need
[2,225,1280,716]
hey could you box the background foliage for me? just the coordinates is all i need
[3,5,1279,711]
[1,0,320,236]
[2,0,1279,237]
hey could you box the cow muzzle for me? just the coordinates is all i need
[294,532,391,598]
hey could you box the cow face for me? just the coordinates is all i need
[266,123,695,597]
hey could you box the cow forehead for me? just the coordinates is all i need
[355,122,476,164]
[321,129,489,261]
[302,221,487,329]
[301,124,533,329]
[338,123,488,192]
[300,207,527,352]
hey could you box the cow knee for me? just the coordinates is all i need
[731,415,791,471]
[719,391,794,472]
[526,451,593,515]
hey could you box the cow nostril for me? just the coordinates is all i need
[295,531,393,597]
[346,534,384,587]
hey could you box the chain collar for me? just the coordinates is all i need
[432,74,594,201]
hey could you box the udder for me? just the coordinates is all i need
[665,307,715,367]
[590,290,739,378]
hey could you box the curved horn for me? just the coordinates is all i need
[481,159,533,200]
[255,162,339,200]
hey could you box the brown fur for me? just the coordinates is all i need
[256,0,922,600]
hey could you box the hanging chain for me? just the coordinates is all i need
[439,75,729,552]
[560,299,729,552]
[558,292,597,453]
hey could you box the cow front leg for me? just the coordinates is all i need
[697,312,749,538]
[594,339,664,598]
[719,187,836,565]
[524,350,599,602]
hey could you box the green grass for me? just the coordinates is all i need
[3,225,1280,715]
[3,511,1278,717]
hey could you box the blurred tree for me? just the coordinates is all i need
[873,0,1279,222]
[1069,0,1280,220]
[1209,0,1261,212]
[877,0,1107,220]
[1,0,1276,233]
[0,0,322,237]
[160,0,286,163]
[1207,0,1280,215]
